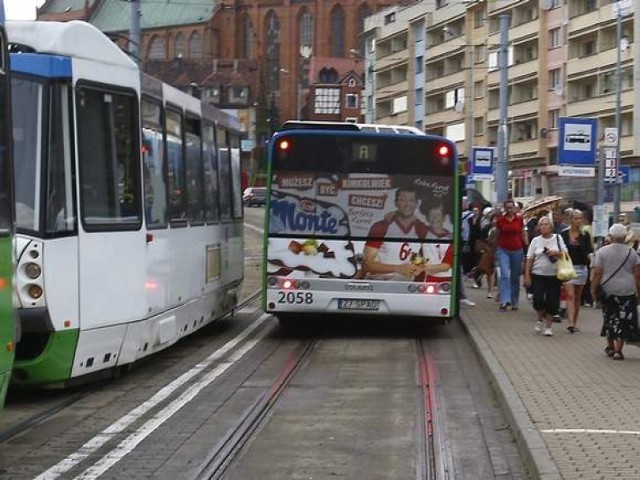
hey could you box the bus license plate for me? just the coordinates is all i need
[338,299,380,311]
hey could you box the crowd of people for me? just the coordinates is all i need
[461,200,640,360]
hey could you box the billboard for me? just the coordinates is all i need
[267,172,455,282]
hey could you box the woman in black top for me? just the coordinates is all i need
[560,210,594,333]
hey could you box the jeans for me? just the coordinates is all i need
[496,247,524,306]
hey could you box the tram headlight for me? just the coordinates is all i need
[27,284,43,299]
[25,263,42,279]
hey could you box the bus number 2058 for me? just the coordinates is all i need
[277,291,314,304]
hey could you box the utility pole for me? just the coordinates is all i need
[129,0,141,65]
[496,15,510,203]
[612,2,623,219]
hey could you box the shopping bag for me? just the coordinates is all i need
[556,252,577,281]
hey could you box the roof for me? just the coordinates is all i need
[91,0,215,33]
[309,57,365,85]
[38,0,98,14]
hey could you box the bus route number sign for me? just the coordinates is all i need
[277,291,314,305]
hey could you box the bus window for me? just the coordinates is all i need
[218,148,231,221]
[165,108,187,224]
[76,86,141,230]
[185,116,204,225]
[142,99,167,228]
[45,84,75,234]
[202,123,219,223]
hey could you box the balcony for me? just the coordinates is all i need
[508,138,539,158]
[567,89,634,117]
[566,44,634,77]
[376,52,409,72]
[424,108,466,126]
[427,42,465,61]
[509,21,539,42]
[509,99,539,119]
[567,8,602,34]
[426,70,466,92]
[509,59,538,81]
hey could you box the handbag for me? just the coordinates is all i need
[556,252,578,281]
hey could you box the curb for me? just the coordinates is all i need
[458,310,562,480]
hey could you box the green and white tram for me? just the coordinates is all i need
[263,122,462,322]
[0,0,15,406]
[9,20,243,386]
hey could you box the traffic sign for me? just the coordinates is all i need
[558,117,597,166]
[604,128,618,147]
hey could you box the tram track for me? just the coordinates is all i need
[0,290,264,447]
[192,337,319,480]
[416,338,454,480]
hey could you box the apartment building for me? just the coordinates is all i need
[363,0,639,206]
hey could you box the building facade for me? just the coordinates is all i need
[363,0,639,209]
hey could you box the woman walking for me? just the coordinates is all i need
[523,217,567,336]
[560,210,594,333]
[495,199,528,310]
[590,224,640,361]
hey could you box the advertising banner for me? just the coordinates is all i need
[267,172,455,283]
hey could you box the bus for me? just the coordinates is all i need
[0,0,14,406]
[8,20,243,386]
[263,123,461,322]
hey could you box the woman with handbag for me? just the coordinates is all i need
[590,223,640,361]
[560,210,594,333]
[523,217,567,336]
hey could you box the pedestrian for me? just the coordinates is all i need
[495,199,528,310]
[476,211,497,299]
[590,223,640,361]
[524,216,567,336]
[560,209,594,333]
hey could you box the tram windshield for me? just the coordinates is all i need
[11,75,75,235]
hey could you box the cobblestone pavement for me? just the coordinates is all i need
[460,285,640,480]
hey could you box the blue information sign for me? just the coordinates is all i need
[558,117,597,166]
[619,165,630,184]
[471,147,494,181]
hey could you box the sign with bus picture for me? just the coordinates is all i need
[267,172,455,283]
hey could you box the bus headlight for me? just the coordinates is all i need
[25,263,42,279]
[28,285,43,299]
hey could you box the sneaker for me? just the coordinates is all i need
[534,321,543,334]
[544,328,553,337]
[552,315,562,323]
[461,298,476,307]
[499,303,509,310]
[471,281,480,289]
[486,293,493,299]
[527,293,533,301]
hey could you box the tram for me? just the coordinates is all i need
[0,0,15,406]
[8,20,244,386]
[263,121,461,322]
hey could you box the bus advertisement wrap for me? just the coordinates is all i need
[267,172,454,283]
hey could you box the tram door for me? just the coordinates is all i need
[76,86,147,332]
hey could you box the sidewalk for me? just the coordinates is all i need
[459,286,640,480]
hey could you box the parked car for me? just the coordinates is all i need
[243,187,267,207]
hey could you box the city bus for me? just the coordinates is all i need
[263,123,461,322]
[0,0,14,406]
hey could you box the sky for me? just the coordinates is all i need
[4,0,46,20]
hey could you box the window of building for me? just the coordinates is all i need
[415,56,423,74]
[392,96,407,115]
[228,86,249,104]
[330,6,346,57]
[319,67,339,84]
[314,88,340,114]
[585,0,596,13]
[175,33,185,58]
[415,88,423,106]
[474,9,483,28]
[474,44,485,63]
[436,0,446,9]
[582,83,594,99]
[550,68,561,90]
[474,80,484,98]
[149,36,165,59]
[549,109,560,129]
[345,93,358,109]
[384,12,395,25]
[582,40,595,56]
[549,28,561,48]
[474,116,484,135]
[242,15,255,59]
[189,32,203,59]
[265,11,281,91]
[445,87,464,109]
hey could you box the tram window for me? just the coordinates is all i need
[185,117,204,225]
[230,147,242,219]
[76,86,142,230]
[165,108,187,224]
[0,65,11,234]
[45,85,75,234]
[202,123,219,223]
[218,148,231,221]
[11,77,43,232]
[142,99,167,228]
